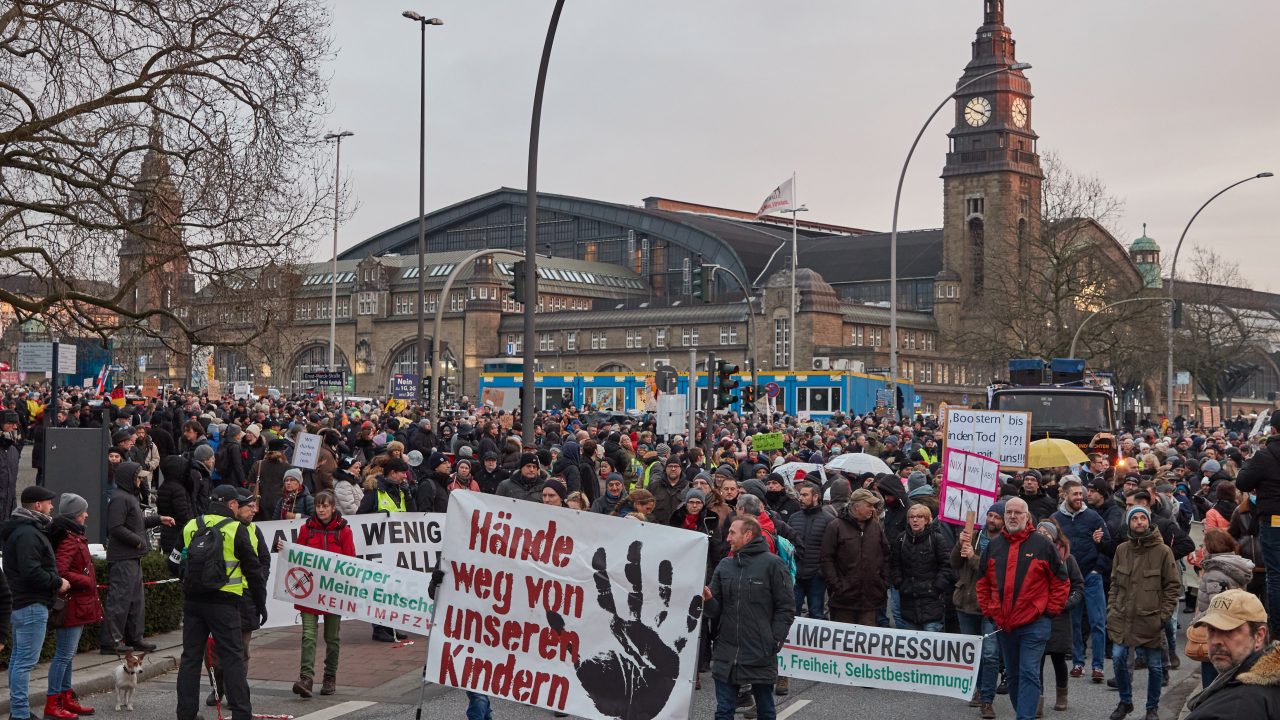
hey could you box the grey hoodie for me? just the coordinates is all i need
[1195,552,1255,616]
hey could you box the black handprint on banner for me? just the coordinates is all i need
[546,540,702,720]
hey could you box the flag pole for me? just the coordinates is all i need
[788,171,797,371]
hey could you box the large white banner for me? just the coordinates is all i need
[779,617,981,701]
[426,492,707,720]
[272,542,433,635]
[257,512,444,628]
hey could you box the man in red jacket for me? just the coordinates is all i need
[977,497,1070,720]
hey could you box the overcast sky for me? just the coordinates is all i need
[322,0,1280,291]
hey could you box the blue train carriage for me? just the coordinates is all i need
[747,372,914,420]
[477,372,579,412]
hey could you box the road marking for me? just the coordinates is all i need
[777,699,811,720]
[290,700,375,720]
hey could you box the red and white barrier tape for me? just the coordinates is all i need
[96,578,180,589]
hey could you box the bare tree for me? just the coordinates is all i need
[0,0,335,350]
[949,152,1157,379]
[1174,246,1269,416]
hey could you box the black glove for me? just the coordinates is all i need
[257,607,269,627]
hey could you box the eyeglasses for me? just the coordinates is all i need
[1005,510,1029,516]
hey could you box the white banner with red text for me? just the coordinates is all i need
[272,541,434,636]
[257,512,444,629]
[778,617,981,701]
[426,491,707,720]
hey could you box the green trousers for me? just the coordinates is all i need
[300,613,341,678]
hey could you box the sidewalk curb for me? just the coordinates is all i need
[0,653,178,716]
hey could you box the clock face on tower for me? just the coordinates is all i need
[1012,98,1028,128]
[964,96,992,127]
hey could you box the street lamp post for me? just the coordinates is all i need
[322,131,353,372]
[403,11,443,403]
[522,0,567,445]
[787,201,807,371]
[1164,171,1272,419]
[889,62,1031,392]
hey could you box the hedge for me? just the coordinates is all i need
[0,551,184,670]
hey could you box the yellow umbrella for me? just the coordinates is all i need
[1026,438,1089,469]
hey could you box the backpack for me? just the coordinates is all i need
[181,516,237,594]
[764,530,798,580]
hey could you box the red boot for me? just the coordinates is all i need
[43,694,77,719]
[60,690,95,716]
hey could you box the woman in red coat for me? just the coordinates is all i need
[290,490,355,698]
[48,493,103,717]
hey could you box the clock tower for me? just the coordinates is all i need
[938,0,1042,325]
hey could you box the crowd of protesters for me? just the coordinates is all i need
[0,380,1277,719]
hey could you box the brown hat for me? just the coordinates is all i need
[1193,589,1267,631]
[850,488,879,507]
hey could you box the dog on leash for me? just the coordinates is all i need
[114,651,146,711]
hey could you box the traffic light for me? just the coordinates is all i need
[742,385,755,404]
[715,359,740,410]
[691,262,706,301]
[510,260,527,304]
[1172,299,1183,329]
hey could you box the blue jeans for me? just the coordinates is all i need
[958,611,1000,703]
[1200,661,1218,688]
[464,691,491,720]
[1113,644,1163,710]
[794,575,827,620]
[47,625,83,695]
[1262,524,1280,639]
[898,619,944,632]
[9,604,49,718]
[714,678,776,720]
[995,616,1050,720]
[1071,571,1108,671]
[1164,615,1178,658]
[889,588,906,628]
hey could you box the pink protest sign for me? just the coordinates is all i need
[938,447,1001,527]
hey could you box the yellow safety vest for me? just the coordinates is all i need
[919,449,937,465]
[182,514,257,596]
[377,489,407,513]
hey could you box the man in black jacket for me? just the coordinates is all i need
[175,485,267,720]
[788,481,832,620]
[1235,412,1280,637]
[0,409,20,516]
[100,462,174,653]
[704,516,795,720]
[473,452,508,495]
[1183,589,1280,720]
[0,486,67,720]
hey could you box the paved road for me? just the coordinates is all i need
[74,622,1203,720]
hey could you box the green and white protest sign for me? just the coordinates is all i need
[272,542,434,635]
[751,432,784,452]
[779,617,981,700]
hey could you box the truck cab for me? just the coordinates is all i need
[989,358,1119,467]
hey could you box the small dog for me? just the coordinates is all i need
[114,651,146,711]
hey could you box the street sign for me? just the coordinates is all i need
[391,373,419,400]
[867,367,890,375]
[108,364,125,372]
[654,365,678,394]
[18,342,77,374]
[301,370,345,386]
[764,381,781,399]
[656,394,685,435]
